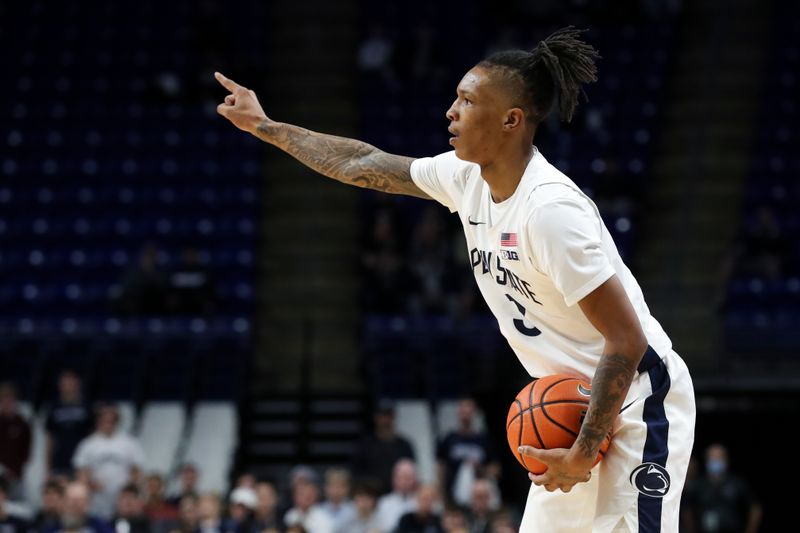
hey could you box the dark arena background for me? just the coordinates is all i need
[1,0,798,531]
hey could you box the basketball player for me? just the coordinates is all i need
[215,27,695,533]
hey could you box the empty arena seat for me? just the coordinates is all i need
[181,402,238,494]
[0,2,261,358]
[394,400,437,484]
[117,402,137,435]
[137,402,185,475]
[21,405,47,510]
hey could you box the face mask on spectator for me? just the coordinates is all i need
[706,459,727,476]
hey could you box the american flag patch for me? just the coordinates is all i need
[500,232,518,247]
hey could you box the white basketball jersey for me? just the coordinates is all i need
[410,148,672,380]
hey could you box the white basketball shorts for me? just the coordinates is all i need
[518,346,696,533]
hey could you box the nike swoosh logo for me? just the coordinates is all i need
[468,217,485,225]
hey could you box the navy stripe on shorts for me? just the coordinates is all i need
[637,346,672,533]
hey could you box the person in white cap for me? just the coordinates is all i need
[225,487,257,533]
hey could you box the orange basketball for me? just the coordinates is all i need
[506,374,611,475]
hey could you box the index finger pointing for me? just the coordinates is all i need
[214,72,241,93]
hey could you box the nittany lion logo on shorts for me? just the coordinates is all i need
[630,463,671,497]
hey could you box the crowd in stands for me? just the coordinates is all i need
[723,205,792,283]
[114,243,218,316]
[681,444,762,533]
[0,372,514,533]
[718,203,797,304]
[359,200,483,318]
[1,372,763,533]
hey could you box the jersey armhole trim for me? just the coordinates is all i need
[563,265,616,307]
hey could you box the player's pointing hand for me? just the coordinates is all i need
[214,72,270,135]
[518,446,594,493]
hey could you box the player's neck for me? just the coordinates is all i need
[481,143,534,203]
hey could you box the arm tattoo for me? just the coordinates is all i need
[255,121,430,199]
[576,353,637,459]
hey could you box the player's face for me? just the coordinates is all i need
[446,67,509,165]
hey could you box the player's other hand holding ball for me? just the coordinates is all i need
[214,72,270,135]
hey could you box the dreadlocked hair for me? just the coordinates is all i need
[478,26,600,123]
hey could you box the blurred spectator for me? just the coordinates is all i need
[43,481,114,533]
[352,401,415,493]
[167,463,200,506]
[0,477,29,533]
[682,444,762,533]
[466,479,496,533]
[320,468,356,533]
[441,505,468,533]
[224,487,257,533]
[166,247,217,315]
[338,479,381,533]
[722,204,790,285]
[33,481,65,532]
[284,526,307,533]
[73,404,145,519]
[394,484,444,533]
[487,510,516,533]
[153,495,197,533]
[286,466,318,502]
[450,272,485,320]
[197,493,224,533]
[374,459,418,533]
[361,246,417,313]
[46,370,93,476]
[283,480,334,533]
[0,382,31,500]
[116,243,167,314]
[360,207,416,314]
[361,205,405,256]
[408,206,453,314]
[144,474,179,521]
[112,484,150,533]
[235,473,257,490]
[174,495,200,533]
[252,481,280,532]
[437,399,500,505]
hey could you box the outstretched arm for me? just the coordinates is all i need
[214,72,430,199]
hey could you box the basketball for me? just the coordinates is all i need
[506,374,611,475]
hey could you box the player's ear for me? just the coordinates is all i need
[503,108,525,131]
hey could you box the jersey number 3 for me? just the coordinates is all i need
[505,294,541,336]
